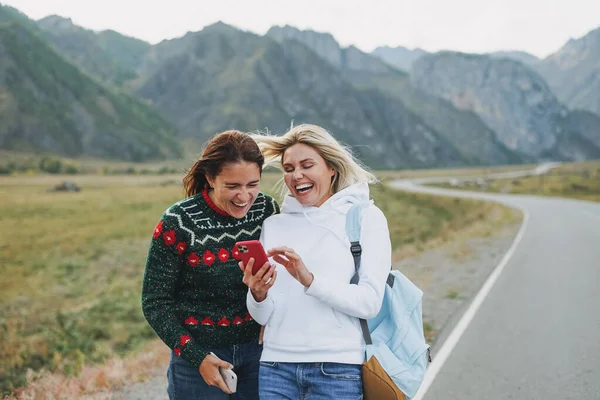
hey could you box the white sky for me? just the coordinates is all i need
[3,0,599,58]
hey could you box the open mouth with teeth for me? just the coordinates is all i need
[295,183,314,194]
[232,201,249,208]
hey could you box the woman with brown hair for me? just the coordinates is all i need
[142,130,279,399]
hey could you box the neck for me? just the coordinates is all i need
[203,188,230,216]
[313,192,332,207]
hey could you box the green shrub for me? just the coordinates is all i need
[39,157,62,174]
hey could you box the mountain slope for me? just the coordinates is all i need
[95,29,151,71]
[0,15,181,161]
[535,26,600,115]
[371,46,428,72]
[268,25,396,74]
[345,69,525,165]
[267,26,523,165]
[411,52,600,160]
[36,15,142,86]
[135,23,468,168]
[490,50,539,65]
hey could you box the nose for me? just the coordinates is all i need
[238,188,251,202]
[293,170,303,180]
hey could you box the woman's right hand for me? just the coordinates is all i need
[239,258,277,302]
[199,353,234,394]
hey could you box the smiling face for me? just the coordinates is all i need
[206,161,261,218]
[282,143,335,207]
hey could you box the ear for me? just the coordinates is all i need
[206,176,215,189]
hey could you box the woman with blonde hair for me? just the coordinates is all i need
[240,124,392,399]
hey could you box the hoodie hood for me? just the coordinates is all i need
[280,183,371,242]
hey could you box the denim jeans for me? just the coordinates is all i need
[259,361,363,400]
[166,339,262,400]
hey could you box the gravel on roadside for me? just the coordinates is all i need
[395,222,521,354]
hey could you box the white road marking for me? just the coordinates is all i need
[411,205,530,399]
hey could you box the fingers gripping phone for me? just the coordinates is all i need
[219,366,237,393]
[210,352,237,393]
[235,240,269,275]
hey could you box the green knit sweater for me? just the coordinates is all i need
[142,189,279,369]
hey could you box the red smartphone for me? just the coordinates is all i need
[235,240,270,275]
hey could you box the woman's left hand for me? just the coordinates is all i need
[267,247,314,288]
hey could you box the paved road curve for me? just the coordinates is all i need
[391,171,600,400]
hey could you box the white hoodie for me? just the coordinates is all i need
[246,183,392,364]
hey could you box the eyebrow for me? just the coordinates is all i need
[224,180,260,185]
[283,158,315,166]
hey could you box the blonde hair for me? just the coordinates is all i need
[252,124,377,195]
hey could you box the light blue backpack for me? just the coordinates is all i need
[347,203,431,399]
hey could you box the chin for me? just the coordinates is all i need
[227,210,243,219]
[296,196,316,206]
[229,203,253,218]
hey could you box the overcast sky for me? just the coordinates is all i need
[3,0,599,58]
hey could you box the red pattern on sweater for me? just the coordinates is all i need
[203,250,216,266]
[188,252,200,267]
[163,230,176,246]
[153,221,163,239]
[218,248,230,262]
[177,241,187,255]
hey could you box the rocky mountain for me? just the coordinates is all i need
[0,8,181,161]
[535,26,600,115]
[4,4,598,167]
[346,70,524,164]
[95,29,151,71]
[0,4,28,24]
[490,50,539,65]
[371,46,429,72]
[135,23,471,169]
[267,25,396,74]
[267,27,523,165]
[371,47,541,73]
[36,15,149,86]
[411,52,600,160]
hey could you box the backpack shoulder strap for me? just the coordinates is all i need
[345,202,364,243]
[345,202,373,346]
[346,203,367,285]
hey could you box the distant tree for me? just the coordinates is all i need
[63,163,79,174]
[39,157,62,174]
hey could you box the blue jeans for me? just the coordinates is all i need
[167,339,262,400]
[259,361,363,400]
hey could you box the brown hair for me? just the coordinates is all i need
[183,130,264,196]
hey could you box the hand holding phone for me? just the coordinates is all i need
[237,240,277,302]
[201,353,236,394]
[218,366,237,393]
[235,240,269,275]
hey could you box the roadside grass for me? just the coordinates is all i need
[376,163,537,181]
[1,172,520,396]
[430,160,600,202]
[370,183,521,260]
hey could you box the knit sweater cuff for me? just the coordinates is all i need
[181,343,210,370]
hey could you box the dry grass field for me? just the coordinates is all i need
[0,170,520,396]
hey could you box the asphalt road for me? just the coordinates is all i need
[391,167,600,400]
